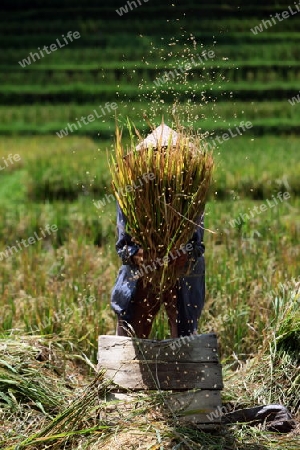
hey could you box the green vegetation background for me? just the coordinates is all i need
[0,1,299,448]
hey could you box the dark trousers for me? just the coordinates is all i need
[117,256,205,338]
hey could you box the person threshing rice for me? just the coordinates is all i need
[110,124,214,338]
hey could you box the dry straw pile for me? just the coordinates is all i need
[110,122,214,293]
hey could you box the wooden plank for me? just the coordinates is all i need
[101,361,223,390]
[165,389,222,423]
[103,390,222,424]
[98,334,219,365]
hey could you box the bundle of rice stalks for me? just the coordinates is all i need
[110,122,214,294]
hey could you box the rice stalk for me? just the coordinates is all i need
[224,280,300,413]
[0,338,69,418]
[109,122,214,295]
[4,370,112,449]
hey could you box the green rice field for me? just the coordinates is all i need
[0,0,299,449]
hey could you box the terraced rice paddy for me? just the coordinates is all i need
[0,0,299,448]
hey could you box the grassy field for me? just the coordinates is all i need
[0,0,300,448]
[0,135,299,449]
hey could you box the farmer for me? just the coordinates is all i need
[111,125,206,339]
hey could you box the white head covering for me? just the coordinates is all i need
[135,124,178,150]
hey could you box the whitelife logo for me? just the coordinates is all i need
[228,191,291,228]
[93,172,155,209]
[206,121,253,150]
[18,31,81,68]
[0,153,21,171]
[169,333,196,351]
[56,102,118,138]
[153,50,215,87]
[0,224,58,261]
[288,90,300,106]
[250,2,300,34]
[116,0,149,16]
[135,243,194,278]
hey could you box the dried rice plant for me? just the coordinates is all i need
[110,122,214,294]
